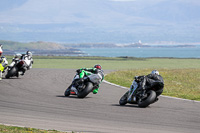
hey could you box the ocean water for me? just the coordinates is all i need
[80,47,200,58]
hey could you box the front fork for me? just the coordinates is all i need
[127,80,138,102]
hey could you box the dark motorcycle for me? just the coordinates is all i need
[119,76,158,108]
[5,60,26,78]
[64,73,103,98]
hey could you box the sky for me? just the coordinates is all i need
[0,0,199,43]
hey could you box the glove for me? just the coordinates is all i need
[76,69,82,73]
[135,76,140,82]
[94,69,98,74]
[135,76,144,82]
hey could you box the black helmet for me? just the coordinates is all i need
[94,64,102,69]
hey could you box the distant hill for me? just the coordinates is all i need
[0,40,84,55]
[0,0,200,43]
[0,40,65,51]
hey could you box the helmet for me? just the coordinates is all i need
[94,64,102,69]
[1,56,6,59]
[0,44,3,57]
[14,53,22,59]
[151,70,159,75]
[26,50,32,56]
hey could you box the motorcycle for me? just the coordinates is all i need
[119,76,158,108]
[5,59,26,78]
[64,72,103,98]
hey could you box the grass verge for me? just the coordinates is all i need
[0,124,71,133]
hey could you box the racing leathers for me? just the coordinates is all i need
[0,57,8,80]
[75,67,104,94]
[21,54,33,70]
[136,73,164,97]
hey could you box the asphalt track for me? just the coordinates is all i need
[0,68,200,133]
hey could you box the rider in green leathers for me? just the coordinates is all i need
[69,64,104,95]
[76,64,104,94]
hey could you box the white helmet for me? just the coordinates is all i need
[14,53,22,59]
[26,51,32,57]
[151,70,159,75]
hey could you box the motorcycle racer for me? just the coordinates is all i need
[0,44,8,80]
[70,64,104,95]
[21,50,33,70]
[145,70,164,96]
[8,53,27,76]
[134,70,164,101]
[9,53,22,67]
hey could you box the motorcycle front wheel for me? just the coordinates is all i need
[119,91,129,105]
[6,67,18,79]
[64,84,72,97]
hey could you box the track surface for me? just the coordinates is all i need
[0,68,200,133]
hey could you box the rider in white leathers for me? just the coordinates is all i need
[22,51,33,70]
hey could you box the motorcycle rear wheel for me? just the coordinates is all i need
[138,90,156,108]
[77,82,93,98]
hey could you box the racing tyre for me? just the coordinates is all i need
[119,91,129,105]
[77,82,93,98]
[64,85,72,96]
[6,67,18,79]
[138,90,156,108]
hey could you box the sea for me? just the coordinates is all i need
[80,47,200,58]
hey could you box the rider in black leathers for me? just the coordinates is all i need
[136,70,164,101]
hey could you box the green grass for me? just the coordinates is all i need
[0,125,71,133]
[20,56,200,70]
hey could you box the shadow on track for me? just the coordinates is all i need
[56,95,92,99]
[112,104,142,108]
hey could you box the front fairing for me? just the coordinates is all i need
[88,73,102,84]
[129,80,138,93]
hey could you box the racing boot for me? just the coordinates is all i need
[93,88,99,94]
[152,97,159,103]
[16,71,19,77]
[21,69,26,75]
